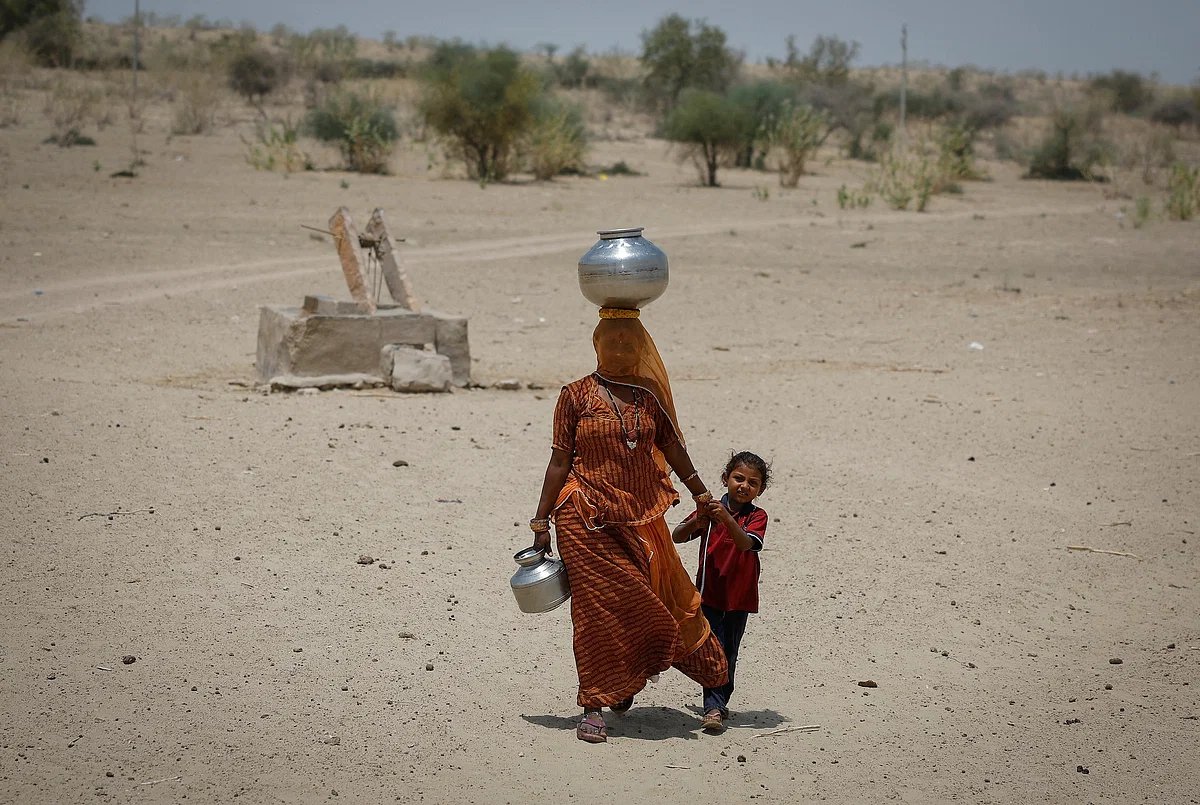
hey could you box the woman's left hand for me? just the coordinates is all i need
[533,528,553,556]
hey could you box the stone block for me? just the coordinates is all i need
[431,312,470,387]
[256,303,471,388]
[384,345,452,393]
[302,294,338,315]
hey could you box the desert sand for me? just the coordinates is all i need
[1,89,1199,805]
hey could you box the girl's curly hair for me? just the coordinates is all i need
[722,451,771,493]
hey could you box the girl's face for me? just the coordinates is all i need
[723,463,764,507]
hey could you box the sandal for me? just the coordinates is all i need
[701,709,726,733]
[577,711,608,743]
[610,696,634,714]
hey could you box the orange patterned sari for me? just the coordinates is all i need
[552,375,727,708]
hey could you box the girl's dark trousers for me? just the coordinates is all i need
[701,604,749,715]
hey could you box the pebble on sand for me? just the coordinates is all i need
[1109,657,1123,664]
[857,680,878,688]
[121,655,136,665]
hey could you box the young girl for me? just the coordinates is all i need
[672,451,770,732]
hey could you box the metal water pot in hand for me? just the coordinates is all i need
[577,227,669,310]
[510,546,571,613]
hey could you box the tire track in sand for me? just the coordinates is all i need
[0,203,1102,324]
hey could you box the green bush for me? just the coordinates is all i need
[305,90,397,173]
[1133,196,1152,228]
[1088,70,1153,115]
[836,184,872,209]
[868,152,942,212]
[662,88,743,186]
[764,102,828,187]
[1165,163,1199,221]
[526,97,587,180]
[419,44,541,183]
[1026,106,1109,181]
[244,116,310,172]
[937,123,985,181]
[727,80,795,168]
[1150,94,1200,129]
[2,0,81,67]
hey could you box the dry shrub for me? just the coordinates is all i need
[526,99,586,180]
[1109,122,1176,188]
[0,40,35,127]
[171,70,222,135]
[867,146,954,212]
[1026,104,1109,180]
[42,76,101,145]
[244,116,310,172]
[1165,163,1200,220]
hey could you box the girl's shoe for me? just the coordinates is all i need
[701,709,726,732]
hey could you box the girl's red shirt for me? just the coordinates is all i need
[682,497,768,613]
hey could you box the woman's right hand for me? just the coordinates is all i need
[533,528,553,556]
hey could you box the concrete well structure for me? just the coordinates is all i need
[256,296,470,390]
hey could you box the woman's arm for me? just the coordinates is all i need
[531,447,572,554]
[661,440,709,499]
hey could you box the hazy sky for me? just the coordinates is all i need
[85,0,1200,85]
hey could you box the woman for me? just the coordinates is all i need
[529,307,728,743]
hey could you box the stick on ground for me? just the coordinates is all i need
[1067,545,1142,560]
[753,724,821,738]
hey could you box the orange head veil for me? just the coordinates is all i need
[592,307,684,450]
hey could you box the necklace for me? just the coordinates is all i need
[600,381,641,451]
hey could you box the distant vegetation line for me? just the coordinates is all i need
[2,2,1198,219]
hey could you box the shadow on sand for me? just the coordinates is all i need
[522,707,790,742]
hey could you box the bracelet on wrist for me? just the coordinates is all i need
[529,517,551,533]
[692,491,713,504]
[680,471,699,484]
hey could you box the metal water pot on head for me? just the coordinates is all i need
[577,227,669,310]
[510,546,571,613]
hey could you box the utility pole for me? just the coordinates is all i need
[132,0,140,95]
[899,23,908,153]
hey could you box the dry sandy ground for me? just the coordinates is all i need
[2,99,1199,805]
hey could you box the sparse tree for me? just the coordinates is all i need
[558,46,590,89]
[228,49,281,106]
[662,88,743,186]
[785,34,859,86]
[419,44,541,183]
[640,14,740,112]
[2,0,82,66]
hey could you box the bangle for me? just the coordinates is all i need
[680,471,699,484]
[692,491,713,504]
[529,517,551,533]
